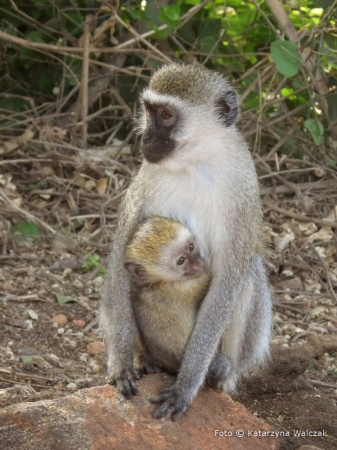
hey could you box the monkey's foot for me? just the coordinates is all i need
[150,385,190,421]
[109,367,140,399]
[143,362,162,375]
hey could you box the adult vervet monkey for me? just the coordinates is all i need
[100,63,272,421]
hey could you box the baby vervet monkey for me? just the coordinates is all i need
[100,63,272,421]
[124,216,230,384]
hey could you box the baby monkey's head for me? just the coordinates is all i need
[124,216,204,286]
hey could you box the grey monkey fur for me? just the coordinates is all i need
[99,63,272,420]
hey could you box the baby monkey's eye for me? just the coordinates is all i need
[177,256,185,266]
[189,243,194,252]
[161,110,172,120]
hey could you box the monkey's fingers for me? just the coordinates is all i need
[144,363,162,375]
[149,386,172,404]
[115,377,139,399]
[153,396,189,421]
[150,389,189,421]
[111,367,140,399]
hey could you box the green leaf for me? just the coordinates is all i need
[201,36,217,53]
[38,74,54,93]
[304,119,324,145]
[0,98,31,113]
[243,92,260,110]
[271,40,301,77]
[27,31,45,43]
[128,8,144,21]
[178,21,196,43]
[161,4,180,21]
[159,5,181,28]
[145,0,163,26]
[21,356,35,365]
[20,48,40,70]
[53,292,78,305]
[200,19,221,39]
[312,0,334,7]
[327,93,337,121]
[82,253,101,271]
[151,27,169,40]
[27,309,38,320]
[11,220,41,239]
[99,266,107,277]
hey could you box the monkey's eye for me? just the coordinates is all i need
[177,256,185,266]
[189,243,194,252]
[161,110,172,120]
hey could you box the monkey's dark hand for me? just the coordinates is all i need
[109,368,140,399]
[150,384,190,421]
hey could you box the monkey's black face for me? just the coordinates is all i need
[141,102,179,163]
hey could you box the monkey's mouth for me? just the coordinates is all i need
[141,141,175,164]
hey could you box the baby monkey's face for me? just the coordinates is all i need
[124,218,205,287]
[156,230,205,282]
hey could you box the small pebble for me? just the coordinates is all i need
[73,319,85,328]
[87,341,106,355]
[52,314,68,326]
[80,353,88,363]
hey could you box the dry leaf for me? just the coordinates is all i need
[0,127,35,154]
[314,246,327,258]
[308,227,333,241]
[309,306,326,318]
[314,167,326,177]
[66,193,78,212]
[38,188,54,200]
[298,222,317,236]
[274,230,295,251]
[41,166,55,176]
[324,205,337,222]
[12,197,22,207]
[97,177,107,195]
[85,179,96,191]
[93,17,117,47]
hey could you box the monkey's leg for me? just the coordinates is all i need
[236,256,272,378]
[219,256,272,393]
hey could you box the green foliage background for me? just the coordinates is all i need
[0,0,336,161]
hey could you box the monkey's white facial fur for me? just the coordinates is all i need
[138,64,239,166]
[154,227,205,282]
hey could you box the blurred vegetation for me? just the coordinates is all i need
[0,0,336,163]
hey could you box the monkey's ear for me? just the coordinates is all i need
[124,262,148,286]
[216,91,238,127]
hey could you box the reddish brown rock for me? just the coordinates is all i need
[86,341,106,355]
[73,319,86,328]
[0,374,278,450]
[51,314,68,326]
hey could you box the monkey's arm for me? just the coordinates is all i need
[99,181,147,397]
